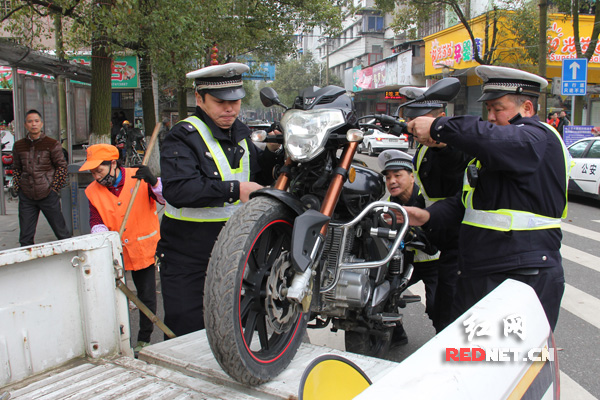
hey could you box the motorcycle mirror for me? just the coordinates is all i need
[260,87,288,110]
[422,77,461,102]
[397,77,461,111]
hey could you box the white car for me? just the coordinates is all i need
[567,136,600,199]
[358,130,409,156]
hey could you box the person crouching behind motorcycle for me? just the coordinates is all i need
[79,144,164,353]
[379,149,440,347]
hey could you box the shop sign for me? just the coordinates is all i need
[70,55,139,88]
[0,67,54,89]
[547,19,600,65]
[354,66,374,91]
[373,63,386,89]
[385,91,404,100]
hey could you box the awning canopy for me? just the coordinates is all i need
[0,40,92,83]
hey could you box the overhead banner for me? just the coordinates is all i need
[70,55,139,88]
[0,67,54,90]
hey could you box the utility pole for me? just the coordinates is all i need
[538,0,548,119]
[326,37,330,86]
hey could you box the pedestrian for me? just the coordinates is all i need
[12,109,71,247]
[406,66,570,331]
[378,149,439,346]
[557,110,570,137]
[115,120,130,163]
[400,86,471,333]
[79,144,163,353]
[549,112,559,129]
[157,62,282,337]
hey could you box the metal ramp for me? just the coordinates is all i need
[2,330,397,400]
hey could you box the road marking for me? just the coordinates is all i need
[561,284,600,331]
[562,222,600,243]
[561,245,600,273]
[560,371,599,400]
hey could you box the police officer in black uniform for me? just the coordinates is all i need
[406,66,569,331]
[157,62,281,337]
[400,86,471,332]
[378,150,437,345]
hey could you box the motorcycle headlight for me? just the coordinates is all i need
[281,109,345,161]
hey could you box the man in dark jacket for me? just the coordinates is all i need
[406,66,569,331]
[13,109,71,246]
[157,63,281,336]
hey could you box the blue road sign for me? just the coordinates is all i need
[561,58,588,96]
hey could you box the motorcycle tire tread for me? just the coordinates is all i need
[205,196,307,386]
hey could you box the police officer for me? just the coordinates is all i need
[157,62,281,337]
[378,149,438,345]
[400,86,471,332]
[406,66,570,330]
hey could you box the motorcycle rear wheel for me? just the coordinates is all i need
[205,196,308,385]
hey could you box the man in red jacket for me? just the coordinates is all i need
[12,109,71,246]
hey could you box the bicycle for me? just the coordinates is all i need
[126,135,147,167]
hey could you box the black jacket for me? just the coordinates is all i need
[426,114,567,276]
[157,107,281,263]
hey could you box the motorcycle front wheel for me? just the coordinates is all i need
[205,196,308,385]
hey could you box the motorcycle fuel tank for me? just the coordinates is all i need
[337,164,385,218]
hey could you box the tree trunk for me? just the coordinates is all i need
[139,53,156,135]
[89,0,112,143]
[54,15,69,161]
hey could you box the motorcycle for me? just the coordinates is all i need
[204,78,461,385]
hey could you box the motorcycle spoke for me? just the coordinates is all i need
[243,309,259,344]
[256,315,269,350]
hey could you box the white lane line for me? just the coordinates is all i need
[592,220,600,224]
[561,245,600,273]
[560,371,599,400]
[562,222,600,243]
[561,284,600,331]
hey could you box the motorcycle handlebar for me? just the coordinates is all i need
[359,114,409,136]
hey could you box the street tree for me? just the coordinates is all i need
[270,53,343,107]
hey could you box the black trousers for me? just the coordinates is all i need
[431,251,459,333]
[131,265,157,343]
[451,265,565,331]
[408,260,439,327]
[18,190,71,247]
[159,255,207,337]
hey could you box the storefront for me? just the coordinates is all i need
[70,54,141,130]
[424,13,600,120]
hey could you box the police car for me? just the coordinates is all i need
[567,136,600,200]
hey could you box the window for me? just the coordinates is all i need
[569,140,591,158]
[364,15,384,32]
[587,141,600,158]
[1,0,12,15]
[367,53,383,65]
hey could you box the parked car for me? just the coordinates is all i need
[567,136,600,199]
[358,129,409,156]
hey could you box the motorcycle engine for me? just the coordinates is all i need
[320,225,372,317]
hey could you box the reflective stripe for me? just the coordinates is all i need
[461,122,571,232]
[414,145,446,202]
[414,249,441,263]
[137,230,158,241]
[165,116,250,222]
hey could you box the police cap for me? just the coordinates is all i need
[400,86,447,119]
[187,62,250,101]
[476,65,548,102]
[378,149,414,174]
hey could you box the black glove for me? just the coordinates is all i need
[132,165,158,186]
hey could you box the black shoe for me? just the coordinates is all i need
[390,324,408,347]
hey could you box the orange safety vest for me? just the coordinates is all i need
[85,168,160,271]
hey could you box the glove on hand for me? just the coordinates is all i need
[132,165,158,186]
